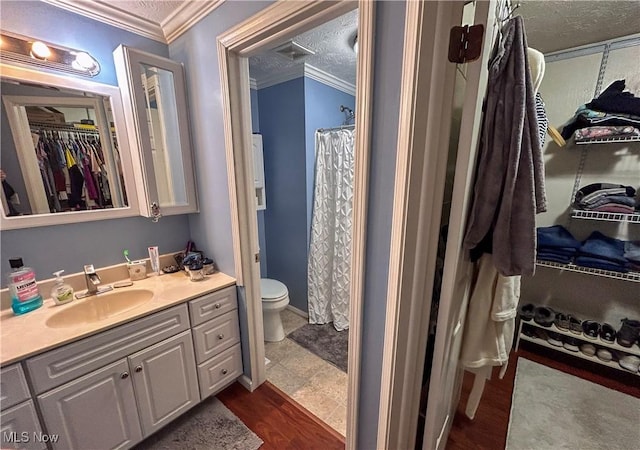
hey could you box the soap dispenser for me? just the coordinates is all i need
[51,270,74,305]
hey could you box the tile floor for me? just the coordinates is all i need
[265,309,348,436]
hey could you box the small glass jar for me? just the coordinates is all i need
[187,262,204,281]
[202,258,216,275]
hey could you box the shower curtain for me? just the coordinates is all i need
[308,128,355,331]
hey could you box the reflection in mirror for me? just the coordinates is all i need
[1,80,127,216]
[139,64,187,207]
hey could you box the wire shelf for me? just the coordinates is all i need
[536,260,640,282]
[575,135,640,145]
[571,209,640,223]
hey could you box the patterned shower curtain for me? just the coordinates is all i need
[308,128,355,331]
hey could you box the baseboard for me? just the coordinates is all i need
[286,304,309,319]
[238,374,256,392]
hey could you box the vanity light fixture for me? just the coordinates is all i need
[0,31,101,77]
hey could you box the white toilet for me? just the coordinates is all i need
[260,278,290,342]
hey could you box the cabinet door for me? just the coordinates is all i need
[0,401,46,450]
[128,330,199,437]
[113,45,197,218]
[38,359,142,450]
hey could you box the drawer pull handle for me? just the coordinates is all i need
[214,303,221,309]
[135,366,143,373]
[218,334,225,340]
[121,372,129,379]
[221,368,228,375]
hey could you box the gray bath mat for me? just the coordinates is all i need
[134,397,263,450]
[506,358,640,450]
[288,322,348,372]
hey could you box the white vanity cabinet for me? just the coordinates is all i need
[37,359,142,450]
[8,284,242,450]
[0,364,45,450]
[189,287,243,399]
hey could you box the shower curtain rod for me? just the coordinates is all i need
[317,124,355,133]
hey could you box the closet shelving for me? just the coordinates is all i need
[516,321,640,377]
[574,135,640,145]
[536,260,640,282]
[570,210,640,223]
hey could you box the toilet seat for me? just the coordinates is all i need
[260,278,288,302]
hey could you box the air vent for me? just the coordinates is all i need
[273,41,315,62]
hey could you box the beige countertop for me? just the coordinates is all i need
[0,271,236,365]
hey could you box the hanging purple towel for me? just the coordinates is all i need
[463,16,546,277]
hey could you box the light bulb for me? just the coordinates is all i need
[72,51,100,76]
[31,41,51,59]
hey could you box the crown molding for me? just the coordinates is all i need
[254,65,305,90]
[163,0,225,44]
[253,64,355,96]
[42,0,166,43]
[304,64,356,96]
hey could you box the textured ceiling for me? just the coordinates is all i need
[249,9,358,86]
[101,0,183,24]
[519,1,640,53]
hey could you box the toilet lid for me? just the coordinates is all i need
[260,278,288,300]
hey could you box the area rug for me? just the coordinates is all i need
[506,358,640,450]
[134,397,263,450]
[288,322,348,372]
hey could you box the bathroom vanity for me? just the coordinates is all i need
[0,272,241,450]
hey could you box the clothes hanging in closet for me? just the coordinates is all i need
[463,15,547,277]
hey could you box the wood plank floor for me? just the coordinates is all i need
[217,381,345,450]
[446,343,640,450]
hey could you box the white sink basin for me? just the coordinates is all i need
[46,289,154,328]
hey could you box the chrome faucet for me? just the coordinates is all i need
[75,265,113,299]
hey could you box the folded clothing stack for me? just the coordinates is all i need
[561,80,640,141]
[536,225,581,264]
[575,231,629,273]
[574,183,638,214]
[625,241,640,272]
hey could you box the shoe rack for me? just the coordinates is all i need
[515,319,640,376]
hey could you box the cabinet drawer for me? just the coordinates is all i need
[27,304,189,394]
[0,364,30,410]
[0,400,46,450]
[196,344,242,399]
[192,310,240,363]
[188,286,237,326]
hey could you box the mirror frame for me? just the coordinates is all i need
[0,63,140,230]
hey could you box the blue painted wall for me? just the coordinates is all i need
[303,78,355,246]
[257,78,308,312]
[0,1,189,283]
[168,0,274,379]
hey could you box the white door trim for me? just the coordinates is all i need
[377,1,465,448]
[217,2,375,449]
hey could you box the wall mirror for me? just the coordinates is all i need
[114,45,197,220]
[0,64,139,230]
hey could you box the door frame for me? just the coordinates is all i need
[217,2,375,448]
[377,1,494,449]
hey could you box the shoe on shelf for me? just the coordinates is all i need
[563,337,580,352]
[534,328,549,341]
[522,325,535,338]
[547,331,564,347]
[618,355,640,373]
[555,313,570,331]
[599,323,616,344]
[580,343,597,357]
[519,303,536,322]
[582,320,601,340]
[596,348,613,362]
[534,307,555,328]
[617,318,640,348]
[568,315,582,335]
